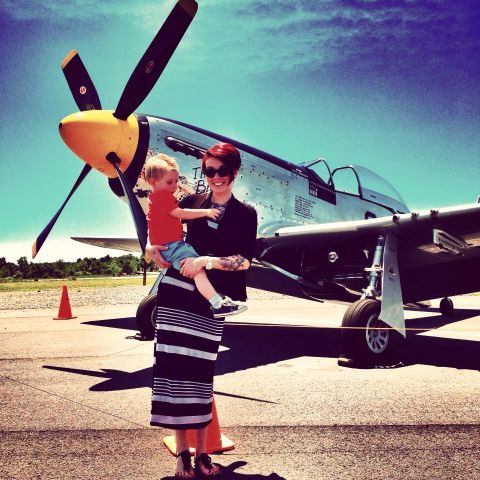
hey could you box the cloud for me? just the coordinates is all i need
[5,0,480,74]
[3,1,478,86]
[0,0,173,23]
[188,0,480,81]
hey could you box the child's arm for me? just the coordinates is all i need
[169,207,220,220]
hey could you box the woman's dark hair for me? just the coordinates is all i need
[202,143,241,183]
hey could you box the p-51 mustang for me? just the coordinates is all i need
[33,0,480,365]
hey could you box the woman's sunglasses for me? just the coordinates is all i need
[203,166,231,178]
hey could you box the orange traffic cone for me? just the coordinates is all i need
[163,397,234,456]
[53,285,77,320]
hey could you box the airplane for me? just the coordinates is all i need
[33,0,480,367]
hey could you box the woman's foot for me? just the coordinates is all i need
[195,453,222,478]
[175,450,194,478]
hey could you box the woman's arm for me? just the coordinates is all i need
[179,201,257,278]
[179,254,250,279]
[209,255,250,271]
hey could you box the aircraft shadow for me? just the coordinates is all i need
[216,323,339,376]
[404,334,479,370]
[82,316,138,331]
[43,323,339,393]
[402,308,480,370]
[44,308,480,391]
[406,307,480,330]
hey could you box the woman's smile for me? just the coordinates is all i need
[204,156,235,200]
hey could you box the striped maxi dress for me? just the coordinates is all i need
[150,268,224,429]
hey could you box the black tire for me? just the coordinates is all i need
[136,293,157,340]
[340,299,404,365]
[439,297,454,317]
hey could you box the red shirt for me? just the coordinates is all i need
[147,190,183,245]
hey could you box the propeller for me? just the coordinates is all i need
[34,0,198,258]
[32,163,92,258]
[114,0,198,120]
[61,50,101,111]
[106,153,147,255]
[32,49,101,258]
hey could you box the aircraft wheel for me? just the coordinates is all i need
[440,297,454,317]
[135,293,156,340]
[340,299,401,365]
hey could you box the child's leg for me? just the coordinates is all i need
[193,270,223,308]
[193,269,247,317]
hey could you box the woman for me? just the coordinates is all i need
[147,142,257,478]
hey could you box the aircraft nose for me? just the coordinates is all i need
[59,110,139,178]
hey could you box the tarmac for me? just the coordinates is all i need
[1,295,480,479]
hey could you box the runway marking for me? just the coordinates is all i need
[229,321,480,336]
[339,326,480,334]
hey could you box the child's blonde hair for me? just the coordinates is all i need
[144,153,179,181]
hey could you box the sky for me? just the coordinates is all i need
[1,0,479,262]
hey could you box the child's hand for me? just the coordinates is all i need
[144,246,154,264]
[207,208,221,220]
[146,245,171,269]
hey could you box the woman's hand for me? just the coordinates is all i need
[146,244,171,269]
[179,256,207,278]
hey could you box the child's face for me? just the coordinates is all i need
[150,169,179,193]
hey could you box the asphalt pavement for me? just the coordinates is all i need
[1,295,479,479]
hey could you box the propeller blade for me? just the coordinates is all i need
[114,0,198,120]
[61,50,102,111]
[106,152,147,254]
[32,163,92,258]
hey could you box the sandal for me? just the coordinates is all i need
[195,453,222,478]
[175,450,194,479]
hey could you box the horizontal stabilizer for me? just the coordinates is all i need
[71,237,141,253]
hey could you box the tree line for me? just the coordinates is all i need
[0,255,157,280]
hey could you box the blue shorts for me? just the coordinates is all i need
[161,240,199,271]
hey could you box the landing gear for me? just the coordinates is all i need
[135,293,156,340]
[339,298,403,366]
[339,232,405,367]
[135,273,164,340]
[439,297,454,317]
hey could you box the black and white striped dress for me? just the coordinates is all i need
[150,192,257,430]
[150,268,224,430]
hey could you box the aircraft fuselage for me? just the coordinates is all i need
[109,114,408,240]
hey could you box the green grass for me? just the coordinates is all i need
[0,276,156,292]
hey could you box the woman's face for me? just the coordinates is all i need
[204,156,236,196]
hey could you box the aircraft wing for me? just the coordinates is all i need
[71,203,480,260]
[259,203,480,252]
[71,237,142,253]
[257,203,480,303]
